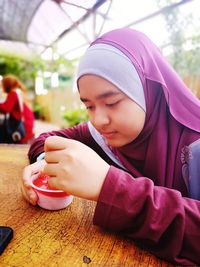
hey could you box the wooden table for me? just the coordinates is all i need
[0,144,178,267]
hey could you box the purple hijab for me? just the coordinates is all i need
[81,28,200,198]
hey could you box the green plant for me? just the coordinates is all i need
[156,0,200,77]
[63,108,88,127]
[33,103,45,120]
[0,51,45,91]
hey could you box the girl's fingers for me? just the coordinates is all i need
[23,173,38,188]
[21,176,38,205]
[21,184,38,205]
[22,160,46,185]
[47,176,62,190]
[22,160,46,205]
[44,136,69,152]
[44,163,59,177]
[45,150,62,163]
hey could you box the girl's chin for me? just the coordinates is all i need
[106,139,126,148]
[106,137,135,148]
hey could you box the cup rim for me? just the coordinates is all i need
[31,178,64,193]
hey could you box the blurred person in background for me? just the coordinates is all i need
[0,74,34,143]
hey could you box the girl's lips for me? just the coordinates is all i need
[100,131,117,138]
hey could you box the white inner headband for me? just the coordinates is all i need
[77,43,146,112]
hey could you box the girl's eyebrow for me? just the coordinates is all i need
[80,91,121,102]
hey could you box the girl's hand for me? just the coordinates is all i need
[44,136,110,201]
[21,159,46,205]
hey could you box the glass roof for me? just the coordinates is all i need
[0,0,199,59]
[0,0,108,56]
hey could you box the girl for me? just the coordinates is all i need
[0,74,34,143]
[21,28,200,265]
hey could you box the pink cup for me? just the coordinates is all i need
[31,174,73,211]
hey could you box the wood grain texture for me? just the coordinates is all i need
[0,144,178,267]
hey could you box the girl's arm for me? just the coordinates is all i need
[93,166,200,265]
[28,122,114,164]
[27,123,199,264]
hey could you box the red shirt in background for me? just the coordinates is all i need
[0,91,34,143]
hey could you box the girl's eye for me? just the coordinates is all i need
[106,100,120,107]
[86,106,94,110]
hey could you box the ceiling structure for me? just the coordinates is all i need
[0,0,111,57]
[0,0,198,59]
[0,0,43,43]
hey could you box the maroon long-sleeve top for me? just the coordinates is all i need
[28,123,200,265]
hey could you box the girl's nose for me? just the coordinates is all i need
[92,108,110,127]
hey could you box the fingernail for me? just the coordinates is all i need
[29,194,35,203]
[24,183,31,188]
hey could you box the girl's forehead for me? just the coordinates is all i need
[78,73,112,84]
[79,75,123,100]
[79,74,120,91]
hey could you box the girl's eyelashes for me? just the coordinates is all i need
[85,105,94,110]
[85,100,121,110]
[105,100,121,107]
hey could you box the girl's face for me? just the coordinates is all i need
[78,75,145,147]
